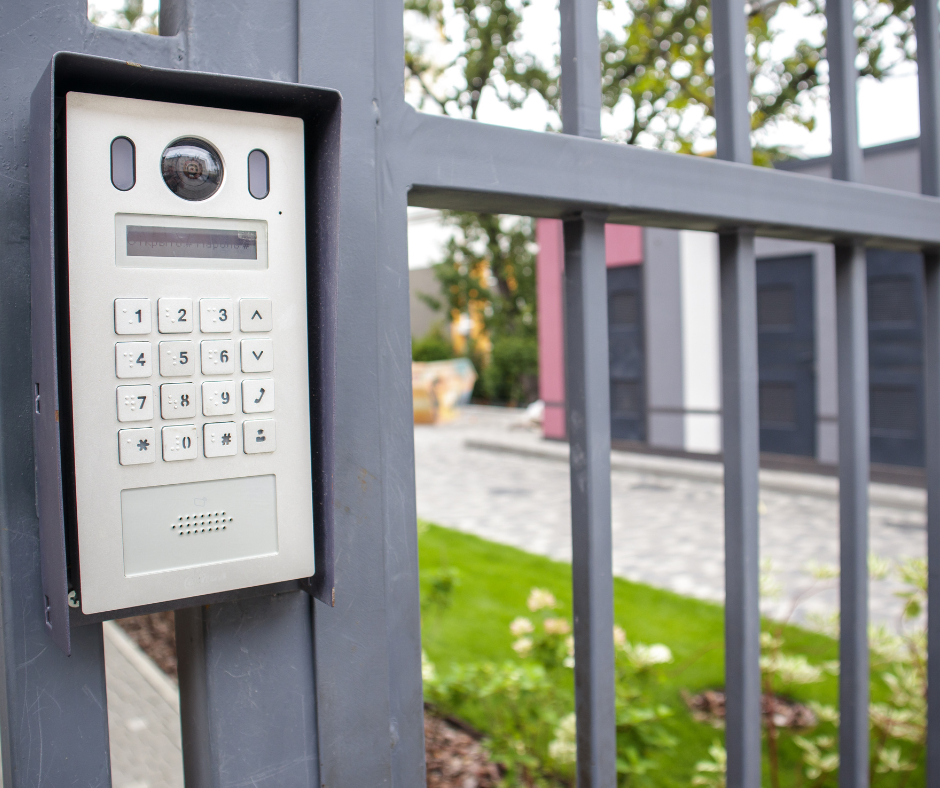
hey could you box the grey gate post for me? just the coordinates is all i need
[1,1,426,785]
[558,2,618,786]
[916,0,940,779]
[826,0,872,781]
[710,0,763,783]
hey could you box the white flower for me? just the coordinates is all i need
[548,713,577,765]
[760,653,824,685]
[509,616,534,637]
[527,587,557,612]
[421,650,436,683]
[512,637,534,657]
[544,617,571,635]
[613,625,626,647]
[624,642,673,669]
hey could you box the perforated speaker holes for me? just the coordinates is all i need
[171,511,233,536]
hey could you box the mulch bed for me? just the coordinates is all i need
[116,611,178,679]
[117,612,503,787]
[685,688,818,729]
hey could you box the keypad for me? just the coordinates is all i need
[114,297,276,463]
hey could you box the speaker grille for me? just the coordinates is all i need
[171,510,233,536]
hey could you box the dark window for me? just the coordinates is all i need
[757,285,794,329]
[869,277,916,325]
[870,385,919,436]
[759,382,796,428]
[608,292,638,326]
[610,381,641,416]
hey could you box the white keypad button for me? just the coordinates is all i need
[240,338,274,372]
[114,299,152,335]
[199,298,234,333]
[159,340,195,377]
[239,299,273,332]
[203,422,237,457]
[115,342,152,379]
[162,424,198,461]
[243,419,276,454]
[242,378,275,413]
[202,380,237,416]
[160,383,196,420]
[118,427,156,465]
[201,340,235,375]
[116,385,154,423]
[158,297,193,333]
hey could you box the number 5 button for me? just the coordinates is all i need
[242,379,274,413]
[116,342,152,378]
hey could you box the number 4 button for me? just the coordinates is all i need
[115,342,152,379]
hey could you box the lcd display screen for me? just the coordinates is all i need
[126,226,258,260]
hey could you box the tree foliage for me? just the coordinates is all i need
[405,0,914,401]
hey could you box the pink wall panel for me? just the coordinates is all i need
[536,220,644,440]
[536,219,567,439]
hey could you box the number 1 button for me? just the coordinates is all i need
[114,299,151,334]
[158,298,192,333]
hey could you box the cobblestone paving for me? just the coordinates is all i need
[414,406,927,628]
[104,622,184,788]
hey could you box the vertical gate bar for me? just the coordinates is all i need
[718,231,763,788]
[563,214,617,788]
[924,252,940,784]
[559,3,616,786]
[709,0,762,783]
[915,0,940,778]
[827,0,870,781]
[835,244,870,788]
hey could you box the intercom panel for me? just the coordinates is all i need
[63,92,315,614]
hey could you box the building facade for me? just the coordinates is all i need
[537,138,927,469]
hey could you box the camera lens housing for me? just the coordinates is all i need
[161,137,223,201]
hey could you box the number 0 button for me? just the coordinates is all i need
[115,342,152,378]
[162,424,198,461]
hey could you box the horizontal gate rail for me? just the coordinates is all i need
[399,112,940,249]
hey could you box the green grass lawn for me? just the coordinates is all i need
[418,522,922,787]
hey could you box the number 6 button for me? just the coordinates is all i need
[201,340,235,375]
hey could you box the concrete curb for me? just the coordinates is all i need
[465,436,927,514]
[103,620,180,713]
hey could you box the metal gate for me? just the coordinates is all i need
[4,0,940,786]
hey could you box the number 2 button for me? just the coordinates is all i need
[158,298,192,333]
[115,342,152,378]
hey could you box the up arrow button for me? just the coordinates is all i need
[239,298,273,332]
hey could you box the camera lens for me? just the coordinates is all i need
[161,138,223,201]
